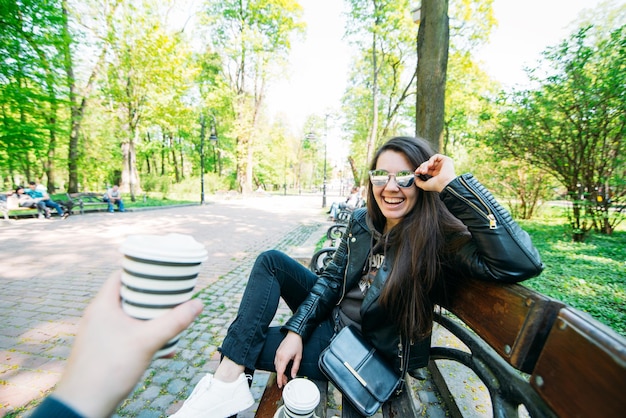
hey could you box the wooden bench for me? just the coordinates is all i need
[255,372,418,417]
[429,275,625,417]
[256,246,626,417]
[67,192,109,214]
[1,192,74,219]
[1,193,35,219]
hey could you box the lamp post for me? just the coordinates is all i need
[200,115,206,205]
[322,134,327,208]
[200,113,218,205]
[306,129,328,208]
[322,114,330,208]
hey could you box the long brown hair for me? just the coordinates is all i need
[366,137,469,341]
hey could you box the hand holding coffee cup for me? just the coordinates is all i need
[119,233,208,358]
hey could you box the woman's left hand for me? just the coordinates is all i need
[274,331,303,388]
[414,154,457,193]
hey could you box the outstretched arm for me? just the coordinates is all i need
[36,273,203,417]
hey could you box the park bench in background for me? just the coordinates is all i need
[1,193,35,219]
[1,190,123,219]
[256,244,626,417]
[1,192,74,219]
[67,192,109,214]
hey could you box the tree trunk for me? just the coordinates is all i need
[348,156,361,186]
[61,0,79,193]
[172,146,180,182]
[415,0,449,152]
[161,138,166,176]
[365,5,380,179]
[45,125,56,192]
[63,0,120,193]
[119,99,142,201]
[178,146,184,181]
[121,135,141,201]
[359,1,380,177]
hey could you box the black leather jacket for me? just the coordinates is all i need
[283,173,544,372]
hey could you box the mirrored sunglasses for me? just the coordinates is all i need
[369,170,415,188]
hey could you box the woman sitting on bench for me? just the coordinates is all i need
[170,136,544,418]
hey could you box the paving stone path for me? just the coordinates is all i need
[1,194,450,418]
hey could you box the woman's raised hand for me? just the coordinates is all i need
[414,154,457,193]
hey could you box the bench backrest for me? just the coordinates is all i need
[530,307,626,417]
[437,277,626,417]
[438,277,563,373]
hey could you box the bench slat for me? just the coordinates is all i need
[254,374,328,418]
[381,390,420,417]
[438,277,563,373]
[531,307,626,418]
[68,192,109,214]
[340,381,419,418]
[254,373,283,418]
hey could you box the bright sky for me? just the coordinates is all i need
[265,0,351,132]
[266,0,622,132]
[475,0,619,88]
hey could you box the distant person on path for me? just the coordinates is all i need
[169,136,544,418]
[25,181,68,219]
[29,273,203,418]
[103,185,125,213]
[328,186,361,221]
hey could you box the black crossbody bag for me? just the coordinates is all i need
[318,325,409,417]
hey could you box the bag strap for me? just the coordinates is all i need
[396,335,411,394]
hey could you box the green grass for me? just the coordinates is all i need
[519,205,626,337]
[121,195,195,208]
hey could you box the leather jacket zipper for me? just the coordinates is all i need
[447,176,497,229]
[337,232,351,305]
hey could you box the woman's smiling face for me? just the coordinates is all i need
[372,150,418,231]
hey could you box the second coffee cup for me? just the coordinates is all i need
[279,378,320,418]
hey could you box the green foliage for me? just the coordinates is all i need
[141,174,171,194]
[444,50,498,154]
[0,0,70,188]
[459,143,558,219]
[449,0,496,49]
[180,173,231,195]
[1,0,307,197]
[520,206,626,337]
[202,0,305,192]
[483,24,626,238]
[342,0,498,175]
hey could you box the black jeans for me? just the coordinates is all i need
[219,250,335,380]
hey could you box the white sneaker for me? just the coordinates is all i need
[169,373,254,418]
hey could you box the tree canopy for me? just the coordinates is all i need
[484,24,626,238]
[1,0,623,231]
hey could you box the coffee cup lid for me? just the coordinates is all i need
[120,233,208,263]
[283,378,320,413]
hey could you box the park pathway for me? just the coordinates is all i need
[0,193,449,418]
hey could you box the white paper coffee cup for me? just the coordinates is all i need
[119,233,208,357]
[282,378,320,418]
